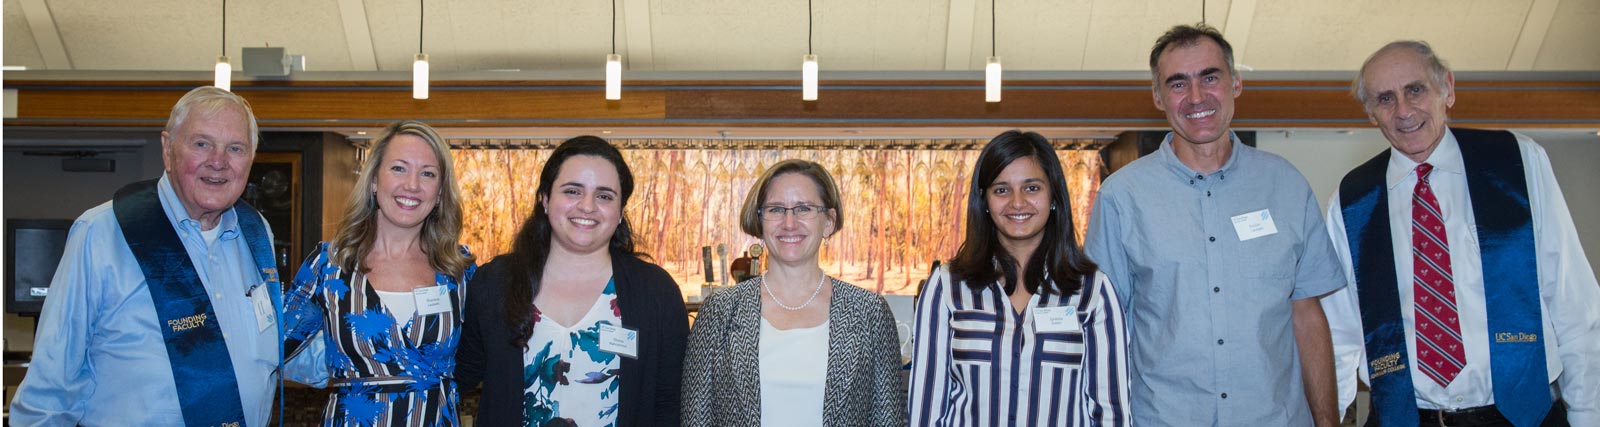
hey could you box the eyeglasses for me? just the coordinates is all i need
[759,204,827,221]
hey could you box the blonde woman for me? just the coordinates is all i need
[282,120,476,426]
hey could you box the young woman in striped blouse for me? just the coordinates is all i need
[909,130,1131,426]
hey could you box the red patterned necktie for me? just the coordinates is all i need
[1411,162,1465,386]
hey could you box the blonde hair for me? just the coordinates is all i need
[330,120,473,277]
[738,159,844,238]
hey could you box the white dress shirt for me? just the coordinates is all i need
[1321,131,1600,425]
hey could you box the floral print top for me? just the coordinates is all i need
[522,278,623,427]
[282,242,475,427]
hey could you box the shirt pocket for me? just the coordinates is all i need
[950,309,998,363]
[1037,330,1086,369]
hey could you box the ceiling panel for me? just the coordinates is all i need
[972,0,1095,70]
[1079,0,1221,71]
[1535,0,1600,70]
[49,0,217,70]
[3,0,1596,74]
[651,0,948,71]
[3,0,45,69]
[1244,0,1533,71]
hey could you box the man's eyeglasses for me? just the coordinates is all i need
[759,204,827,221]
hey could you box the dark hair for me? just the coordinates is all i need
[503,135,640,349]
[947,130,1096,297]
[1148,24,1236,86]
[738,159,844,238]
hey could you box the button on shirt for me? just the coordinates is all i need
[1085,133,1345,426]
[9,174,279,427]
[909,267,1130,427]
[1321,132,1600,425]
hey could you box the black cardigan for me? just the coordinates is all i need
[457,252,689,427]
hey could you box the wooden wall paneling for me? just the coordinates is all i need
[320,132,359,241]
[5,79,1596,128]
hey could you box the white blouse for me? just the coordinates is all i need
[758,317,830,427]
[372,289,417,321]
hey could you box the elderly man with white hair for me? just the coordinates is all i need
[1322,41,1599,427]
[10,86,285,427]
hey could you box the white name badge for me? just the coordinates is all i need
[1034,306,1079,333]
[599,323,640,359]
[251,287,275,333]
[1231,208,1280,241]
[412,286,452,316]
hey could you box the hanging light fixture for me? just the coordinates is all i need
[606,0,622,100]
[413,0,429,99]
[984,0,1000,103]
[214,0,230,91]
[801,0,817,101]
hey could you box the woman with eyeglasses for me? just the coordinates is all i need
[681,159,905,427]
[908,130,1130,426]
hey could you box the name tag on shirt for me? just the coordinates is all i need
[1034,306,1079,333]
[1231,209,1280,241]
[599,323,640,358]
[250,286,275,333]
[412,285,452,316]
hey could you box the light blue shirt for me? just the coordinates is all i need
[1085,133,1345,426]
[10,174,279,427]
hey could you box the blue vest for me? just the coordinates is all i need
[1337,128,1549,427]
[112,179,282,427]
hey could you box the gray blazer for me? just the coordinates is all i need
[681,276,907,427]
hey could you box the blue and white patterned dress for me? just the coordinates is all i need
[283,242,475,427]
[521,278,623,427]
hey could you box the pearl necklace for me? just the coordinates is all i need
[762,272,828,311]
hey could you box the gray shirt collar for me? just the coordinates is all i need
[1156,131,1248,186]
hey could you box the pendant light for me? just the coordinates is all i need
[413,0,429,99]
[213,0,230,91]
[984,0,1000,103]
[801,0,817,101]
[605,0,622,100]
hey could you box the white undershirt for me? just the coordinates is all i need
[373,289,417,321]
[199,226,222,246]
[759,317,829,427]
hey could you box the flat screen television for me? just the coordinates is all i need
[6,219,74,315]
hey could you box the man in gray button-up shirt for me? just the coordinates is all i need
[1085,24,1344,427]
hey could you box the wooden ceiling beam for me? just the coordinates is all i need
[5,79,1595,129]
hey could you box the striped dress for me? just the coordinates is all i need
[282,242,476,427]
[909,266,1130,427]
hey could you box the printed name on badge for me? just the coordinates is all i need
[251,287,275,333]
[1231,208,1279,241]
[599,323,640,358]
[413,285,452,316]
[1034,306,1079,333]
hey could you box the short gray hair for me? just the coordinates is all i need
[164,86,260,148]
[1351,40,1452,107]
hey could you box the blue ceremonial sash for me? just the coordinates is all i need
[1338,128,1549,426]
[113,179,283,427]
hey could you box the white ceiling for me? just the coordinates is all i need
[4,0,1598,75]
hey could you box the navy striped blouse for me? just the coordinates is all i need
[909,266,1131,427]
